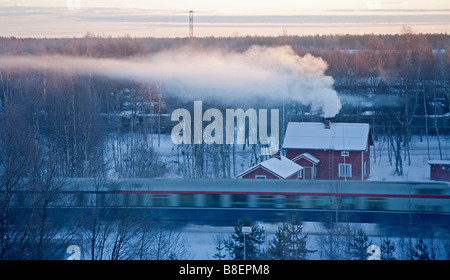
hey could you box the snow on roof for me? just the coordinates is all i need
[236,156,302,179]
[260,156,303,178]
[428,160,450,165]
[292,152,320,164]
[282,122,371,151]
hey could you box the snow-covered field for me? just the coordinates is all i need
[368,135,450,181]
[181,221,450,260]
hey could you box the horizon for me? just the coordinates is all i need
[0,0,449,38]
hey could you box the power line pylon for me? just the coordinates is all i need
[189,10,194,38]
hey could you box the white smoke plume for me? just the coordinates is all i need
[0,45,341,117]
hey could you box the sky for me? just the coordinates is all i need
[0,0,449,37]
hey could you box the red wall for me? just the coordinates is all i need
[430,164,450,181]
[286,145,370,181]
[294,157,315,168]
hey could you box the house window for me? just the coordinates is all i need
[255,175,266,179]
[341,151,349,157]
[297,170,302,179]
[339,163,352,178]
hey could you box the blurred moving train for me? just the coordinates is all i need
[7,178,450,225]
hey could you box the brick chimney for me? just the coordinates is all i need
[325,118,331,129]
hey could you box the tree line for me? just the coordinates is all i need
[1,30,448,179]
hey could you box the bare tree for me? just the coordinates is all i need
[0,103,33,259]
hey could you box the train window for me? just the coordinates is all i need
[339,196,356,209]
[257,195,275,208]
[367,198,385,210]
[179,194,195,207]
[418,204,441,213]
[77,193,88,207]
[205,194,220,207]
[311,196,331,209]
[285,195,304,208]
[432,205,441,212]
[153,194,170,207]
[108,194,119,206]
[134,194,144,207]
[15,192,26,207]
[123,193,131,207]
[231,194,247,207]
[96,193,109,207]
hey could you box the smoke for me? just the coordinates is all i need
[0,45,341,117]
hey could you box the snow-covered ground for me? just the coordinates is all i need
[180,222,382,260]
[368,135,450,181]
[181,221,450,260]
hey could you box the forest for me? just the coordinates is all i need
[1,31,449,180]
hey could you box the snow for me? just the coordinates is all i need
[181,221,448,260]
[259,156,302,178]
[368,135,450,182]
[235,155,302,179]
[428,160,450,165]
[292,152,320,164]
[282,122,370,151]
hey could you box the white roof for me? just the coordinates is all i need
[428,160,450,165]
[292,152,320,164]
[237,156,303,179]
[282,122,371,151]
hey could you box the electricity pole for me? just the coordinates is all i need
[189,11,194,38]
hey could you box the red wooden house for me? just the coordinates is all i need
[282,120,373,181]
[429,160,450,181]
[236,155,303,180]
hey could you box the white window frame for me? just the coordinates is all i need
[341,151,349,157]
[338,163,352,178]
[297,169,302,179]
[255,175,267,179]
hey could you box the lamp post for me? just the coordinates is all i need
[242,226,252,260]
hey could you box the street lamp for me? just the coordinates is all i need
[242,226,252,260]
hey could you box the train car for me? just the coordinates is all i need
[101,179,450,211]
[6,178,450,225]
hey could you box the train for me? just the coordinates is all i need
[7,178,450,225]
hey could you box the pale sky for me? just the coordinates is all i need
[0,0,449,37]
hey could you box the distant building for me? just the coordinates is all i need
[429,160,450,181]
[236,155,303,180]
[291,152,320,180]
[282,120,373,181]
